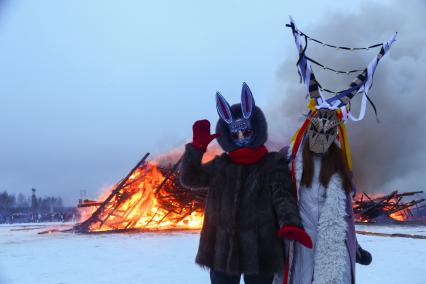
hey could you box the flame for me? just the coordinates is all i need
[78,146,223,233]
[79,145,416,233]
[84,163,204,232]
[389,210,409,222]
[353,191,411,223]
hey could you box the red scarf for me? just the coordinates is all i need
[228,145,269,164]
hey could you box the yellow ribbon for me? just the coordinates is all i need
[337,122,353,171]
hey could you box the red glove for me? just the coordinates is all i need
[192,120,220,151]
[278,225,313,249]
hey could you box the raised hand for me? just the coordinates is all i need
[192,120,220,151]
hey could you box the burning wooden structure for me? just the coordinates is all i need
[353,190,425,222]
[75,153,425,233]
[75,153,207,233]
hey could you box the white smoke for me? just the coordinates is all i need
[268,0,426,193]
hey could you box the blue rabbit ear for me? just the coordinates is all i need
[216,91,233,124]
[241,82,255,119]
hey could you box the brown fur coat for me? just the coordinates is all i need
[180,143,301,274]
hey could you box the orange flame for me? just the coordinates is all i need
[78,146,223,232]
[389,210,409,222]
[353,191,411,222]
[80,146,415,232]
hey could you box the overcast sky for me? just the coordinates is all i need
[1,0,415,205]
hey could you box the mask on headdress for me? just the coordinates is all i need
[286,17,396,195]
[307,109,340,154]
[216,83,255,147]
[286,18,396,157]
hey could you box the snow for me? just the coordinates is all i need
[0,223,425,284]
[355,224,426,284]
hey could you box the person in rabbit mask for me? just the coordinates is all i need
[180,82,312,284]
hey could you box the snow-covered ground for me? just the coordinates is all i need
[0,223,425,284]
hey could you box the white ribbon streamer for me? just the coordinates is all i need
[288,17,397,122]
[348,91,368,121]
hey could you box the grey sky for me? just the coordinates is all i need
[0,0,401,204]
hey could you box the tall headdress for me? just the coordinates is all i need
[286,17,396,192]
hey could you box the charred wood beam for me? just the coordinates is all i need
[76,153,150,232]
[354,191,426,222]
[385,199,426,215]
[154,158,182,194]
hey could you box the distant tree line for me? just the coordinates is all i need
[0,191,63,212]
[0,191,76,224]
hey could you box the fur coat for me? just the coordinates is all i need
[180,143,301,274]
[277,144,357,284]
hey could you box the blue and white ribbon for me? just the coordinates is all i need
[287,16,397,122]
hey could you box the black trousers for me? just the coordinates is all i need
[210,270,274,284]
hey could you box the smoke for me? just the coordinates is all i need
[268,0,426,193]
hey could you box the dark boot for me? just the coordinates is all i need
[210,270,241,284]
[243,273,274,284]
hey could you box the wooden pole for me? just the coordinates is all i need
[75,153,150,232]
[356,230,426,240]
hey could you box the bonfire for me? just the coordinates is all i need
[353,191,425,223]
[75,152,208,233]
[75,153,425,233]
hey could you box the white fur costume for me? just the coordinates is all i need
[289,147,351,284]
